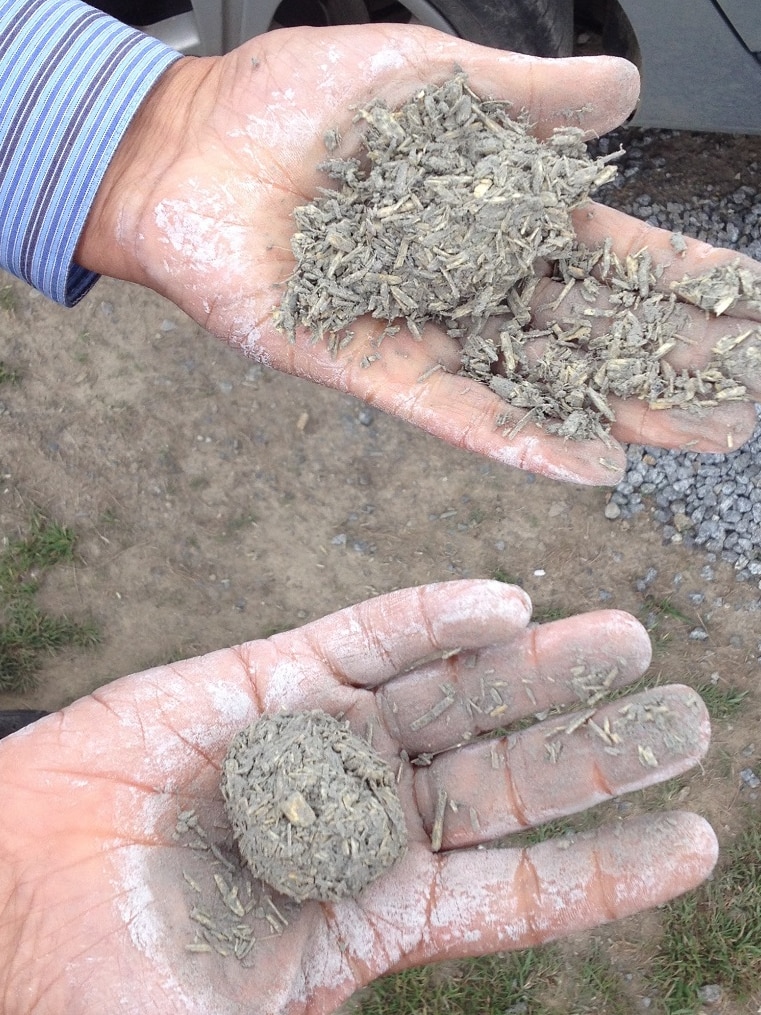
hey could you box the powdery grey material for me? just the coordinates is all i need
[593,130,761,588]
[221,710,407,903]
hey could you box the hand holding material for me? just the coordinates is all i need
[76,24,761,485]
[0,580,717,1014]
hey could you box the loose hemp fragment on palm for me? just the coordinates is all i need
[274,74,758,441]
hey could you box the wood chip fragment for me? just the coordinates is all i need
[431,787,448,852]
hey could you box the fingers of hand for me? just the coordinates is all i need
[477,316,754,456]
[378,609,651,755]
[531,272,758,371]
[521,241,761,449]
[573,203,761,323]
[296,27,640,140]
[532,269,761,398]
[405,811,716,963]
[270,581,532,700]
[607,394,758,453]
[450,50,639,140]
[413,684,708,850]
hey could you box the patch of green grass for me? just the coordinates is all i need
[694,681,749,722]
[491,567,523,587]
[649,818,761,1012]
[639,595,696,652]
[0,362,20,385]
[0,284,17,314]
[98,507,120,527]
[641,595,692,627]
[0,514,99,691]
[351,947,562,1014]
[530,604,572,624]
[573,942,637,1014]
[508,816,586,848]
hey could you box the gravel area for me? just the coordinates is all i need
[592,129,761,589]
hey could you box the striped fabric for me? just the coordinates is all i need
[0,0,180,305]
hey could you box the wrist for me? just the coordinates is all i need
[74,56,216,290]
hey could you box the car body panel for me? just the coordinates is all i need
[715,0,761,52]
[618,0,761,133]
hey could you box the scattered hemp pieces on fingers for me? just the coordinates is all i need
[275,73,757,441]
[480,246,755,441]
[671,261,761,316]
[221,710,408,902]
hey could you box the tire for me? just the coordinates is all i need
[0,709,49,739]
[275,0,573,56]
[360,0,574,56]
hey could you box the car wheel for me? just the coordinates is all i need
[273,0,573,55]
[93,0,572,59]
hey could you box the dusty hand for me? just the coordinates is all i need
[0,580,717,1015]
[76,24,760,485]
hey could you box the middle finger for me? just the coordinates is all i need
[377,609,652,755]
[413,683,709,850]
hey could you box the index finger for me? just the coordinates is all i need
[377,609,652,755]
[437,50,640,140]
[291,579,532,689]
[573,202,761,323]
[376,811,718,968]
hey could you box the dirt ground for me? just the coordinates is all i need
[3,267,759,708]
[1,130,760,1012]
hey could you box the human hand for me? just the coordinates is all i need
[75,24,760,485]
[0,579,717,1014]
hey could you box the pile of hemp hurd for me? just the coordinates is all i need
[275,74,759,441]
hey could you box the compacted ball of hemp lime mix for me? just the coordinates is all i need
[274,73,759,441]
[221,710,408,902]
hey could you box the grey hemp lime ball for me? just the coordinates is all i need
[221,710,408,902]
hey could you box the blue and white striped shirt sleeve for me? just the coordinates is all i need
[0,0,182,306]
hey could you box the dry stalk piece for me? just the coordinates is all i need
[430,786,448,852]
[568,665,619,706]
[221,710,408,902]
[275,74,753,441]
[672,262,761,316]
[409,682,457,730]
[174,808,288,964]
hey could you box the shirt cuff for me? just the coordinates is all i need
[0,0,182,306]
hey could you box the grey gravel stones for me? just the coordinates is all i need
[608,409,761,586]
[740,767,761,789]
[221,710,407,902]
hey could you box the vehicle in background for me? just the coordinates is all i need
[96,0,761,132]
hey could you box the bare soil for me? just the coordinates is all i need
[1,133,760,1014]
